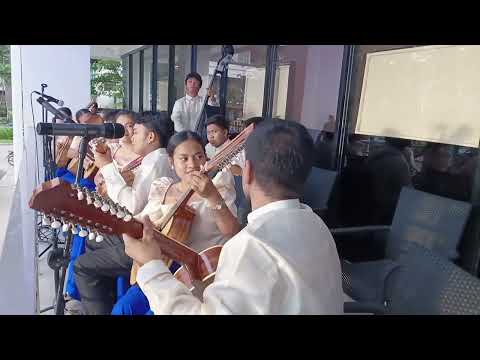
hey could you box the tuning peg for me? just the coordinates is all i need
[62,222,71,233]
[95,234,104,242]
[93,198,102,208]
[123,212,132,222]
[42,215,51,226]
[78,227,88,238]
[51,218,62,229]
[116,208,126,219]
[101,202,110,212]
[108,200,117,215]
[88,231,96,241]
[71,225,79,235]
[77,188,85,201]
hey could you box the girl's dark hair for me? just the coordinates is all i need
[114,110,138,123]
[167,131,204,157]
[75,108,91,121]
[103,109,120,123]
[136,111,174,147]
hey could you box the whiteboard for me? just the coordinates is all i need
[355,45,480,148]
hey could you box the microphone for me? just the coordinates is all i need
[36,97,74,123]
[36,122,125,139]
[33,91,64,106]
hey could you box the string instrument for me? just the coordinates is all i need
[55,136,74,168]
[67,138,107,180]
[128,122,255,284]
[119,155,143,186]
[29,178,220,297]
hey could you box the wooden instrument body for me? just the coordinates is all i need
[28,178,221,293]
[173,245,221,298]
[129,204,196,285]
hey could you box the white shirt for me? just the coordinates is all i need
[137,199,344,315]
[100,148,175,215]
[205,139,245,169]
[137,170,237,252]
[171,94,218,132]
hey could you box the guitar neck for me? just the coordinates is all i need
[121,156,143,174]
[128,218,199,271]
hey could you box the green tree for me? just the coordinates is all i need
[0,45,11,127]
[90,59,124,108]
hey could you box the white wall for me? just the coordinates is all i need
[0,45,90,314]
[300,45,344,131]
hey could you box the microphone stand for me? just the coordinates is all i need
[35,85,62,314]
[53,136,90,315]
[35,95,90,315]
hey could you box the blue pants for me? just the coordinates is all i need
[56,167,96,299]
[56,167,96,191]
[112,261,181,315]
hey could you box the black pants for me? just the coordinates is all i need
[74,234,132,315]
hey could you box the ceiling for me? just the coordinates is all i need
[90,45,143,60]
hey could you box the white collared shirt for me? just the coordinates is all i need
[171,94,218,132]
[137,199,344,315]
[100,148,175,215]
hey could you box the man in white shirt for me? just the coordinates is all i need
[124,119,344,315]
[73,111,176,315]
[171,72,219,133]
[95,111,175,215]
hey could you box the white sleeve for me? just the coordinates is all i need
[171,100,185,132]
[212,170,237,217]
[102,156,171,215]
[137,236,279,315]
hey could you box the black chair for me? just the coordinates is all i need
[333,187,472,304]
[301,166,338,220]
[345,242,480,315]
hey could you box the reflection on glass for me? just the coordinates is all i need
[143,47,153,111]
[131,52,139,111]
[174,45,192,102]
[334,45,477,233]
[156,45,170,111]
[122,56,129,109]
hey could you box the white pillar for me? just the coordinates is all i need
[0,46,90,314]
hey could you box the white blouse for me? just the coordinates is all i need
[138,169,237,252]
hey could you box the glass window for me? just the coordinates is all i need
[143,47,153,111]
[122,56,129,109]
[196,45,269,133]
[173,45,192,102]
[225,45,268,133]
[272,45,344,169]
[331,45,477,232]
[196,45,223,100]
[156,45,170,111]
[131,52,140,111]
